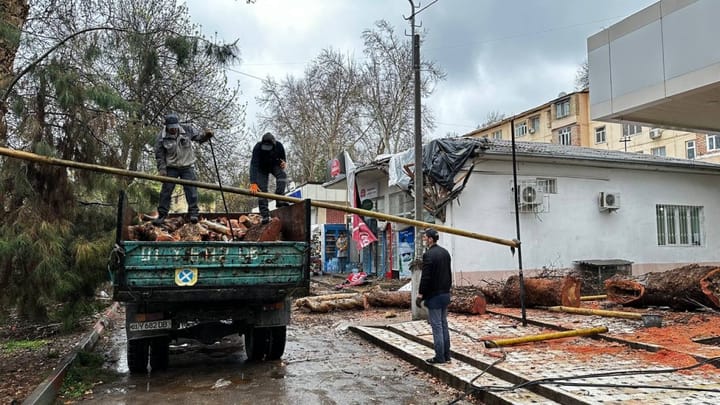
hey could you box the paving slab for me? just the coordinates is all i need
[351,313,720,404]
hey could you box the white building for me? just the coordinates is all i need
[588,0,720,132]
[333,138,720,286]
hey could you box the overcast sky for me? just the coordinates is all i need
[185,0,657,138]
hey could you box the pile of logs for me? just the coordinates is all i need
[297,265,720,314]
[295,286,487,315]
[126,214,282,242]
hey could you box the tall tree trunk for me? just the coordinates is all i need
[0,0,30,145]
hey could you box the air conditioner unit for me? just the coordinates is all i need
[520,184,544,206]
[599,192,621,210]
[649,129,663,139]
[528,128,536,134]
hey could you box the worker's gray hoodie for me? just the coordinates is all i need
[154,125,211,171]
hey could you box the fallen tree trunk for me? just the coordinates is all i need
[363,289,486,314]
[477,282,504,304]
[450,286,487,314]
[604,264,720,310]
[501,276,582,308]
[295,293,368,313]
[364,290,410,308]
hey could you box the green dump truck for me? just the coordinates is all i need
[111,191,310,373]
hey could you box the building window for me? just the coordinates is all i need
[555,99,570,119]
[558,127,571,145]
[651,146,666,156]
[529,116,540,133]
[595,126,606,144]
[656,205,702,246]
[536,178,557,194]
[623,124,642,137]
[707,134,720,151]
[514,122,527,137]
[492,130,502,140]
[686,140,696,159]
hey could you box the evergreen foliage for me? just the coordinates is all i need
[0,0,251,326]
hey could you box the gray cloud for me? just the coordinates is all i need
[187,0,658,137]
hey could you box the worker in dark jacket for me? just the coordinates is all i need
[249,132,288,224]
[417,228,452,364]
[153,113,213,225]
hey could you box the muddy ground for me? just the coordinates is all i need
[0,276,480,404]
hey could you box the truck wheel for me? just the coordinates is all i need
[127,339,149,374]
[244,327,270,361]
[150,336,170,371]
[266,326,287,360]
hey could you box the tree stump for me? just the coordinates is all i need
[604,264,720,310]
[501,275,582,308]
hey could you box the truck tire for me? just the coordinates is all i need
[150,336,170,371]
[127,339,149,374]
[266,326,287,360]
[244,327,269,361]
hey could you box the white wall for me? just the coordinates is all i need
[444,159,720,279]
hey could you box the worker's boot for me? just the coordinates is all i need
[152,215,166,225]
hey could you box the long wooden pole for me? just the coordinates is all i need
[0,146,520,248]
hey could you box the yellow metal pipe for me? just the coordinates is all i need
[580,294,607,301]
[0,146,519,248]
[484,326,608,348]
[545,306,642,320]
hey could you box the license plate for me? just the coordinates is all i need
[128,319,172,331]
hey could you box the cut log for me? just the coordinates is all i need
[478,283,504,305]
[604,264,720,310]
[501,275,582,308]
[295,293,368,313]
[295,293,359,307]
[364,290,411,308]
[243,217,282,241]
[449,293,487,315]
[171,223,209,242]
[200,219,231,235]
[361,289,486,314]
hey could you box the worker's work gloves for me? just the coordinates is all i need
[415,296,424,308]
[249,183,260,194]
[204,129,214,138]
[159,169,167,177]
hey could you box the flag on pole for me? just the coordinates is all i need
[344,151,378,250]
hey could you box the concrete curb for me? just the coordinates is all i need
[22,301,120,405]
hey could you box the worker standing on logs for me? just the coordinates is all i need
[153,113,214,225]
[417,228,453,364]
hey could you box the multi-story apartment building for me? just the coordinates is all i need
[466,89,720,163]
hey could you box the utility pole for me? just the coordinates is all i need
[405,0,437,320]
[620,136,631,152]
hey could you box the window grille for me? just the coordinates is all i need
[656,204,702,246]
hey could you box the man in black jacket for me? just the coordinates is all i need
[249,132,288,224]
[417,228,452,364]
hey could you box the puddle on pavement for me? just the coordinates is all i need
[88,321,469,404]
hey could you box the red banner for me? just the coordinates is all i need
[345,151,377,250]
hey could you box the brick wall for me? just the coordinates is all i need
[326,209,346,224]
